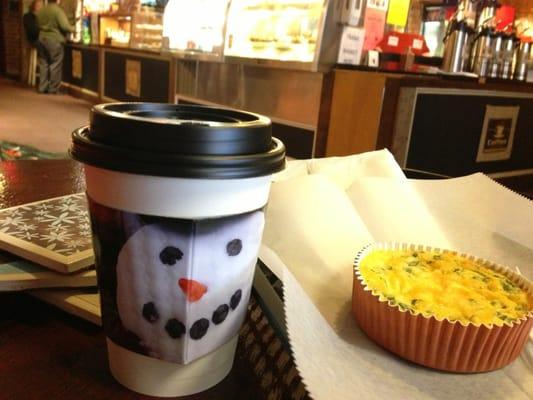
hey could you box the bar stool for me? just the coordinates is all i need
[27,47,38,87]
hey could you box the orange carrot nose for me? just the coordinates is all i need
[178,279,208,302]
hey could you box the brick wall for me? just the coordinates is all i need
[1,0,22,77]
[0,3,4,73]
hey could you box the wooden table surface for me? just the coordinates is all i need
[0,159,306,400]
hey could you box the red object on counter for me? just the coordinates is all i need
[495,5,515,31]
[445,7,456,21]
[376,31,430,55]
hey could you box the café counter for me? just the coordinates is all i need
[322,67,533,189]
[62,43,172,103]
[62,42,533,188]
[62,42,326,160]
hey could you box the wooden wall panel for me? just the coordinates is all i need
[325,70,392,156]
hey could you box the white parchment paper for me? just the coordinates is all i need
[262,151,533,400]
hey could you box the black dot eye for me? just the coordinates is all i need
[160,246,183,265]
[226,239,242,256]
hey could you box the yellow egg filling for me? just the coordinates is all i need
[359,249,532,326]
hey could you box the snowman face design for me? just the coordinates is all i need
[116,210,264,364]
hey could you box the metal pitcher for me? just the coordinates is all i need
[514,41,532,81]
[487,32,503,78]
[499,33,518,79]
[471,27,494,77]
[442,20,475,73]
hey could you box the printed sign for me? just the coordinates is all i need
[387,35,399,46]
[363,8,387,51]
[337,27,365,65]
[367,50,380,67]
[386,0,410,27]
[476,105,519,162]
[125,59,141,98]
[72,49,82,79]
[412,38,423,50]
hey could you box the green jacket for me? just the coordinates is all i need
[37,4,74,43]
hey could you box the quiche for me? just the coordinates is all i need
[352,244,533,372]
[359,249,531,327]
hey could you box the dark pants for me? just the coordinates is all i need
[38,37,64,94]
[34,40,49,62]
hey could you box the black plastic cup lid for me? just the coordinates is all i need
[70,103,286,179]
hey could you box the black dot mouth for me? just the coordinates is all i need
[165,318,186,339]
[153,288,244,341]
[212,304,230,325]
[230,289,242,310]
[190,318,210,340]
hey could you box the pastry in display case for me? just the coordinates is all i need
[82,0,121,45]
[130,8,163,50]
[99,14,132,46]
[162,0,230,56]
[83,0,117,13]
[224,0,325,63]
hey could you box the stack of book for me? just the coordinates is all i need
[0,193,100,325]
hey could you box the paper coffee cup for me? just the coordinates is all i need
[70,103,285,396]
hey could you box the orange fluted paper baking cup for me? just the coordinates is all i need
[352,243,533,373]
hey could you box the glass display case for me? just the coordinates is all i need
[99,14,132,46]
[223,0,325,63]
[61,0,83,42]
[421,5,455,57]
[162,0,230,58]
[83,0,117,13]
[130,9,164,50]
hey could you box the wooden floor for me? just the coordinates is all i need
[0,77,92,153]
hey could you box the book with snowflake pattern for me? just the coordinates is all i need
[0,193,94,273]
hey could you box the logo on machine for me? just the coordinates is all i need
[484,118,511,151]
[476,105,518,163]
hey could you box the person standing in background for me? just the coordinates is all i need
[23,0,47,87]
[37,0,74,94]
[23,0,43,49]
